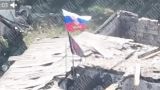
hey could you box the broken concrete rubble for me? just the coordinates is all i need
[56,32,160,90]
[56,66,160,90]
[0,31,160,90]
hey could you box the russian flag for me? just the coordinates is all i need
[62,9,91,32]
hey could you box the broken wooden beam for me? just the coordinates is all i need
[138,47,160,59]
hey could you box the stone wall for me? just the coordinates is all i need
[130,17,160,46]
[99,10,160,46]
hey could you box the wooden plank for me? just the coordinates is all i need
[138,47,160,59]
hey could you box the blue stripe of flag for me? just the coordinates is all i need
[64,16,88,24]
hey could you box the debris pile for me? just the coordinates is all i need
[57,66,121,90]
[56,65,160,90]
[0,31,160,90]
[0,10,160,90]
[54,32,160,90]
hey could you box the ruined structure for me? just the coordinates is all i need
[96,10,160,46]
[0,10,160,90]
[0,31,160,90]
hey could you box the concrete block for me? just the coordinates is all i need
[146,23,158,35]
[138,18,158,35]
[138,19,149,32]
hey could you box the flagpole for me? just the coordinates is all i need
[67,32,75,68]
[63,21,68,74]
[72,53,75,67]
[72,52,75,79]
[67,31,75,77]
[65,37,67,73]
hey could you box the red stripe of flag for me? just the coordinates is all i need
[65,23,88,32]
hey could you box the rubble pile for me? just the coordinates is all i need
[0,10,160,90]
[54,32,160,90]
[0,31,160,90]
[57,66,122,90]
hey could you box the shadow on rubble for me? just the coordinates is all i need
[46,66,160,90]
[52,66,124,90]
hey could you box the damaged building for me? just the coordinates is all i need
[96,10,160,46]
[0,10,159,90]
[0,0,160,90]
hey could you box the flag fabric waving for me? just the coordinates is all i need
[62,9,91,32]
[68,32,84,57]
